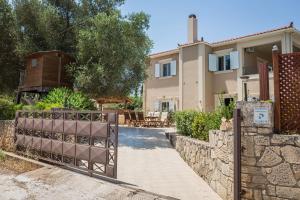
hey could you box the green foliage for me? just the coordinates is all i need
[174,96,236,141]
[42,88,95,110]
[68,11,152,97]
[174,111,198,136]
[191,112,222,141]
[125,96,143,111]
[216,95,236,120]
[0,96,23,120]
[0,0,21,93]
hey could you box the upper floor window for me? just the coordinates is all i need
[162,63,171,77]
[31,59,38,68]
[218,55,231,71]
[155,60,176,78]
[209,51,239,72]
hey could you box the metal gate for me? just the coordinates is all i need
[14,110,118,178]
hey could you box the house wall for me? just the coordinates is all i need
[144,53,179,112]
[181,45,199,110]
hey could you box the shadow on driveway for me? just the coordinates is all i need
[119,127,172,150]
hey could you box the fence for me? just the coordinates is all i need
[273,51,300,133]
[14,110,118,179]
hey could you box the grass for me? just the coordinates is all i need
[0,153,41,174]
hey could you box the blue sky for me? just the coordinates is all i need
[120,0,300,54]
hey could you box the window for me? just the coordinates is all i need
[218,56,224,71]
[162,63,171,77]
[225,55,231,70]
[161,102,169,112]
[155,60,176,78]
[31,59,38,68]
[218,55,230,71]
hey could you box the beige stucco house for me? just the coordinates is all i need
[143,14,300,112]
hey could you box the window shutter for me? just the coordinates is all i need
[155,63,160,77]
[209,54,218,72]
[154,100,160,111]
[170,60,177,76]
[230,51,240,69]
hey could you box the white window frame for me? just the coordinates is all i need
[154,58,176,78]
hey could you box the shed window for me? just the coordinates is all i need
[31,59,38,68]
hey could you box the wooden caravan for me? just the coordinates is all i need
[17,51,74,102]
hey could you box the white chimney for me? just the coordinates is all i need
[188,14,198,43]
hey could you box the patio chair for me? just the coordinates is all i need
[124,111,131,126]
[160,112,170,127]
[129,112,138,127]
[137,112,148,127]
[153,112,160,117]
[147,111,154,117]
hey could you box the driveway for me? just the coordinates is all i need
[0,163,173,200]
[118,127,222,200]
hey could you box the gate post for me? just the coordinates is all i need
[234,108,241,200]
[272,46,280,132]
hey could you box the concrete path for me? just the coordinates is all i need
[118,127,222,200]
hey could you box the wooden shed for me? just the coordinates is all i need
[17,51,74,102]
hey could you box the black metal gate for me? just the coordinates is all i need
[14,110,118,178]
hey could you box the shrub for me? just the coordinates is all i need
[0,96,23,120]
[42,88,95,110]
[217,95,236,120]
[174,110,198,136]
[191,112,222,141]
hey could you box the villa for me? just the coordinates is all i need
[143,14,300,112]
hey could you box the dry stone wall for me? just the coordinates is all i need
[0,120,15,151]
[167,130,234,200]
[168,101,300,200]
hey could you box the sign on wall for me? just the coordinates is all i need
[253,107,269,125]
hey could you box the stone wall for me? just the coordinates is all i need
[0,120,15,151]
[168,101,300,200]
[167,130,234,200]
[238,102,300,200]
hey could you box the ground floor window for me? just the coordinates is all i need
[161,101,169,112]
[224,97,234,106]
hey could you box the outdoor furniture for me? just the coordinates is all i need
[129,112,138,126]
[160,112,170,127]
[124,111,131,125]
[137,112,148,127]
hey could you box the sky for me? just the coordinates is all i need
[120,0,300,54]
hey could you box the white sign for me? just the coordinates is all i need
[254,107,269,124]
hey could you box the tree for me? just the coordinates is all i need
[68,11,152,97]
[13,0,67,56]
[0,0,20,93]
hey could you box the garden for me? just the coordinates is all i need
[173,97,236,141]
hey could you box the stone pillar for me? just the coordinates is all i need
[237,101,300,200]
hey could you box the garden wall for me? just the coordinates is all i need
[167,130,234,200]
[0,120,15,151]
[168,101,300,200]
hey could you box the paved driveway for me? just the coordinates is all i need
[118,127,222,200]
